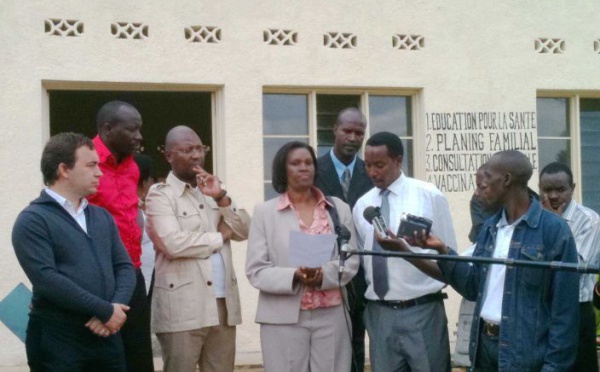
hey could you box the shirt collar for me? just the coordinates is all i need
[92,135,134,166]
[166,171,197,197]
[562,200,577,221]
[277,186,333,211]
[376,172,404,197]
[497,210,511,229]
[44,188,88,212]
[489,195,541,230]
[329,149,357,178]
[92,135,116,164]
[498,211,524,229]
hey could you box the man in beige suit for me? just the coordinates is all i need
[146,125,250,372]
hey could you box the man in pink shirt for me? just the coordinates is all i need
[88,101,154,372]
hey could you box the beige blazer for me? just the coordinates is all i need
[245,196,359,325]
[146,172,250,333]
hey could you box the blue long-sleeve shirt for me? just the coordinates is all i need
[12,191,135,325]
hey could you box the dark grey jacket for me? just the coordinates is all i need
[12,191,135,325]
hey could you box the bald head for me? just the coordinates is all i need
[488,150,533,188]
[164,125,206,184]
[165,125,200,150]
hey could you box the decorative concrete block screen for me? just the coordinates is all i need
[263,29,298,46]
[185,26,222,43]
[535,38,565,54]
[323,32,357,49]
[45,19,83,37]
[111,22,149,39]
[392,34,425,50]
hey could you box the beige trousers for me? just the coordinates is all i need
[157,299,236,372]
[260,305,352,372]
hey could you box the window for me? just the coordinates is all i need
[536,98,570,167]
[581,99,600,212]
[263,90,414,200]
[537,95,600,213]
[262,93,309,199]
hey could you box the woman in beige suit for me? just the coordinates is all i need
[246,141,359,372]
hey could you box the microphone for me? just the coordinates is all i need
[363,206,389,239]
[337,225,352,274]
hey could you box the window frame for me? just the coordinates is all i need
[537,90,600,203]
[262,87,422,194]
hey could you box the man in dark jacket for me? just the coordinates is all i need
[315,108,372,372]
[378,150,579,371]
[12,132,136,371]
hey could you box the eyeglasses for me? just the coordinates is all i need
[169,145,211,156]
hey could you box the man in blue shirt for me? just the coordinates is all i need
[378,150,579,371]
[315,108,372,372]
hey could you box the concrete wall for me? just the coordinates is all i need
[1,0,599,365]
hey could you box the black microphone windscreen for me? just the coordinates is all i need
[363,206,379,224]
[339,225,351,240]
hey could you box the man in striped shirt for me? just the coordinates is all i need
[539,162,600,372]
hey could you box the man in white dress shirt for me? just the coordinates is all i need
[352,131,457,372]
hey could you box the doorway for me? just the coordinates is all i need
[48,90,213,178]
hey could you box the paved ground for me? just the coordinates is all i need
[0,364,467,371]
[3,363,463,372]
[0,359,596,371]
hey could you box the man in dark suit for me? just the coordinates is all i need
[315,107,372,372]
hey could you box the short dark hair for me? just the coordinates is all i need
[365,131,404,158]
[490,150,533,188]
[133,153,154,187]
[540,162,574,186]
[336,107,366,126]
[96,100,136,131]
[271,141,318,194]
[41,132,94,186]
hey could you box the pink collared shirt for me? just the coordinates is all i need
[278,187,342,310]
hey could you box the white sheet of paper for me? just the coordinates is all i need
[288,231,337,267]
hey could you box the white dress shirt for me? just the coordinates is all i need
[353,173,458,301]
[45,188,88,233]
[480,211,522,324]
[563,200,600,302]
[139,208,155,293]
[190,187,227,298]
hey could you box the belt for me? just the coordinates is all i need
[482,320,500,337]
[373,292,448,310]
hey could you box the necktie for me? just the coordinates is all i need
[341,168,351,200]
[372,189,390,299]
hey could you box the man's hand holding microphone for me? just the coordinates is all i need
[362,205,449,254]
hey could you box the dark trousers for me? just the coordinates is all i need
[26,317,126,372]
[348,266,367,372]
[570,302,599,372]
[474,329,499,372]
[121,270,154,372]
